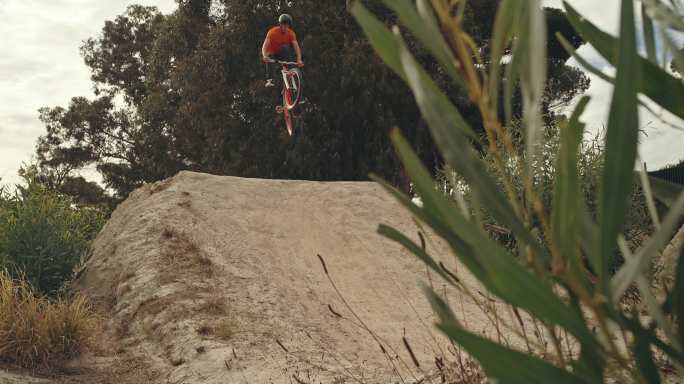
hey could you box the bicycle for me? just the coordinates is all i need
[266,59,303,136]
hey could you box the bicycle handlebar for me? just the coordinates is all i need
[264,58,303,67]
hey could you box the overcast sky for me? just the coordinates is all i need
[1,0,683,187]
[0,0,176,186]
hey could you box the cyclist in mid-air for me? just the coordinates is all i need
[262,14,304,87]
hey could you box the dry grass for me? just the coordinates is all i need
[196,318,236,341]
[211,318,236,341]
[0,271,100,370]
[158,227,214,285]
[148,179,173,195]
[198,295,228,316]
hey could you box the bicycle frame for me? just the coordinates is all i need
[268,60,300,92]
[266,59,302,136]
[281,66,297,93]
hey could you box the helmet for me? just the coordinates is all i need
[278,14,293,25]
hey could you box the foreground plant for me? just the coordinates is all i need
[0,177,104,296]
[353,0,684,382]
[0,271,99,370]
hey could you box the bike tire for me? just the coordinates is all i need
[284,69,302,109]
[283,91,294,136]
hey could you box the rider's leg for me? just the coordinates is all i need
[275,46,297,87]
[266,47,288,88]
[265,47,288,87]
[265,55,276,87]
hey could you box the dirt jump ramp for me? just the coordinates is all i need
[77,171,491,383]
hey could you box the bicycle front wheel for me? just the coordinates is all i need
[284,69,301,109]
[283,105,294,136]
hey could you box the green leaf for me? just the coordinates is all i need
[377,224,458,286]
[351,2,477,141]
[518,0,547,172]
[378,0,462,86]
[638,163,663,230]
[642,3,658,64]
[558,31,682,127]
[505,34,523,126]
[612,191,684,298]
[354,1,545,255]
[622,312,684,362]
[662,30,684,77]
[350,2,405,81]
[642,0,684,32]
[648,176,684,208]
[596,0,640,291]
[387,130,594,346]
[618,233,682,355]
[371,174,490,286]
[552,96,589,270]
[557,33,614,83]
[673,246,684,351]
[428,291,592,384]
[392,28,541,253]
[564,1,684,121]
[353,2,543,248]
[489,0,525,118]
[633,326,662,384]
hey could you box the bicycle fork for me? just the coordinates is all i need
[281,69,297,92]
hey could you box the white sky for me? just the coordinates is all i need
[0,0,683,187]
[0,0,176,186]
[544,0,684,171]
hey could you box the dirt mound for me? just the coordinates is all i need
[72,171,493,383]
[0,370,49,384]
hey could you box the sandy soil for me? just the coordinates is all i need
[3,172,682,383]
[0,370,49,384]
[2,172,513,383]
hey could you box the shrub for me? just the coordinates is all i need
[437,125,654,270]
[354,0,684,382]
[0,181,104,296]
[0,271,99,369]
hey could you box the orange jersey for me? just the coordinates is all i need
[265,26,297,54]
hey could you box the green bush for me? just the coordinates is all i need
[354,0,684,382]
[437,124,654,271]
[0,181,104,296]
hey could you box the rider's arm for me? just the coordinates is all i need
[261,38,270,59]
[292,40,303,64]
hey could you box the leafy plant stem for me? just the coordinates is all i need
[548,324,568,367]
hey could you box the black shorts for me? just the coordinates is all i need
[267,45,294,62]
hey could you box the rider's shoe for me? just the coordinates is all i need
[265,79,275,88]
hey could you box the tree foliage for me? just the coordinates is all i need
[34,0,589,200]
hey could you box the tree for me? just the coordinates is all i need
[34,1,589,200]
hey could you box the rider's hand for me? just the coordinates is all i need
[297,60,304,68]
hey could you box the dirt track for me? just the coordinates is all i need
[5,172,499,383]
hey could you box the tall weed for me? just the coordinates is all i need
[0,271,99,369]
[354,0,684,382]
